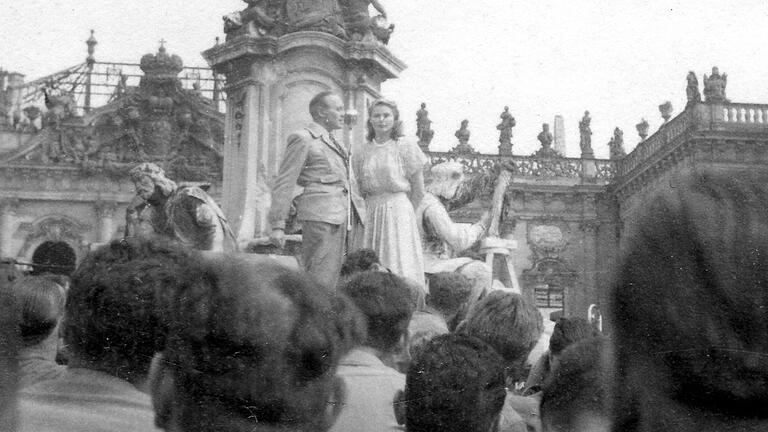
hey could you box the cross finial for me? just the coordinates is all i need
[160,38,166,48]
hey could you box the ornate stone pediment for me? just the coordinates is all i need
[0,45,224,183]
[17,215,91,258]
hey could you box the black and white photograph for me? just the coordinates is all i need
[1,1,767,431]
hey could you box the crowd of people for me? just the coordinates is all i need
[1,93,768,431]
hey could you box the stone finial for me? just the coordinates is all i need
[452,119,473,154]
[86,30,97,65]
[659,101,673,123]
[608,127,626,160]
[636,118,649,141]
[579,110,593,158]
[686,71,701,108]
[416,102,434,151]
[703,66,729,103]
[496,106,515,156]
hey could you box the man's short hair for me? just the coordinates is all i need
[309,91,335,121]
[340,248,380,277]
[342,270,416,352]
[549,317,600,356]
[64,237,192,383]
[157,253,363,431]
[405,333,507,432]
[611,169,768,429]
[540,337,611,432]
[10,276,66,346]
[426,272,473,329]
[456,291,542,372]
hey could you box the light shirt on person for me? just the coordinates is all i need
[17,344,65,389]
[18,368,161,432]
[330,347,405,432]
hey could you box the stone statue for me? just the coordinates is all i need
[496,106,515,155]
[126,163,237,251]
[535,123,559,158]
[686,71,701,108]
[417,162,493,294]
[608,127,626,160]
[223,0,280,40]
[579,110,593,158]
[703,66,728,103]
[340,0,394,43]
[636,118,649,141]
[452,119,473,153]
[415,102,434,150]
[284,0,347,38]
[42,89,76,130]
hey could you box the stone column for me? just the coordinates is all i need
[94,201,118,243]
[0,199,19,258]
[203,34,405,240]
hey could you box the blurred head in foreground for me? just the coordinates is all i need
[151,253,364,432]
[405,333,506,432]
[611,169,768,431]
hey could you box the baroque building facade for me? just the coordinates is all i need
[0,30,762,324]
[0,39,225,273]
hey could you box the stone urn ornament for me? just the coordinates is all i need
[636,118,649,141]
[659,101,673,123]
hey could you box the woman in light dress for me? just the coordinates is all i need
[353,99,428,290]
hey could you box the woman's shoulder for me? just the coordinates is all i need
[396,137,428,164]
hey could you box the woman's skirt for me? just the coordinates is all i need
[363,192,426,291]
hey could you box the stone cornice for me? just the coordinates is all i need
[203,32,406,79]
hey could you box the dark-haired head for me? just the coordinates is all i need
[540,337,611,432]
[549,317,600,358]
[309,91,335,121]
[456,291,542,381]
[611,169,768,431]
[426,272,475,331]
[342,270,415,354]
[64,237,193,385]
[151,253,363,432]
[340,248,381,277]
[405,333,506,432]
[10,276,65,346]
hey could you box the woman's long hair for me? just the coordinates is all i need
[366,99,404,142]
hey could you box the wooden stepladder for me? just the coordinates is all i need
[479,168,521,293]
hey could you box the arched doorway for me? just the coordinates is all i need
[31,241,76,276]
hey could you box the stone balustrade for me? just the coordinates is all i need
[616,109,692,178]
[426,151,616,181]
[616,102,768,180]
[714,103,768,128]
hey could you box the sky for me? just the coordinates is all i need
[2,0,768,157]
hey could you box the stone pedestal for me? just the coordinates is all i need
[203,33,405,240]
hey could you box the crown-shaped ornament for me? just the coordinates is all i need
[140,41,183,79]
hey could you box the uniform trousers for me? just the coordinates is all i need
[301,218,363,289]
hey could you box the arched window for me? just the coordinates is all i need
[31,241,76,276]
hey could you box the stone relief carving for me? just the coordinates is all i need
[222,0,395,44]
[3,45,224,183]
[16,215,91,259]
